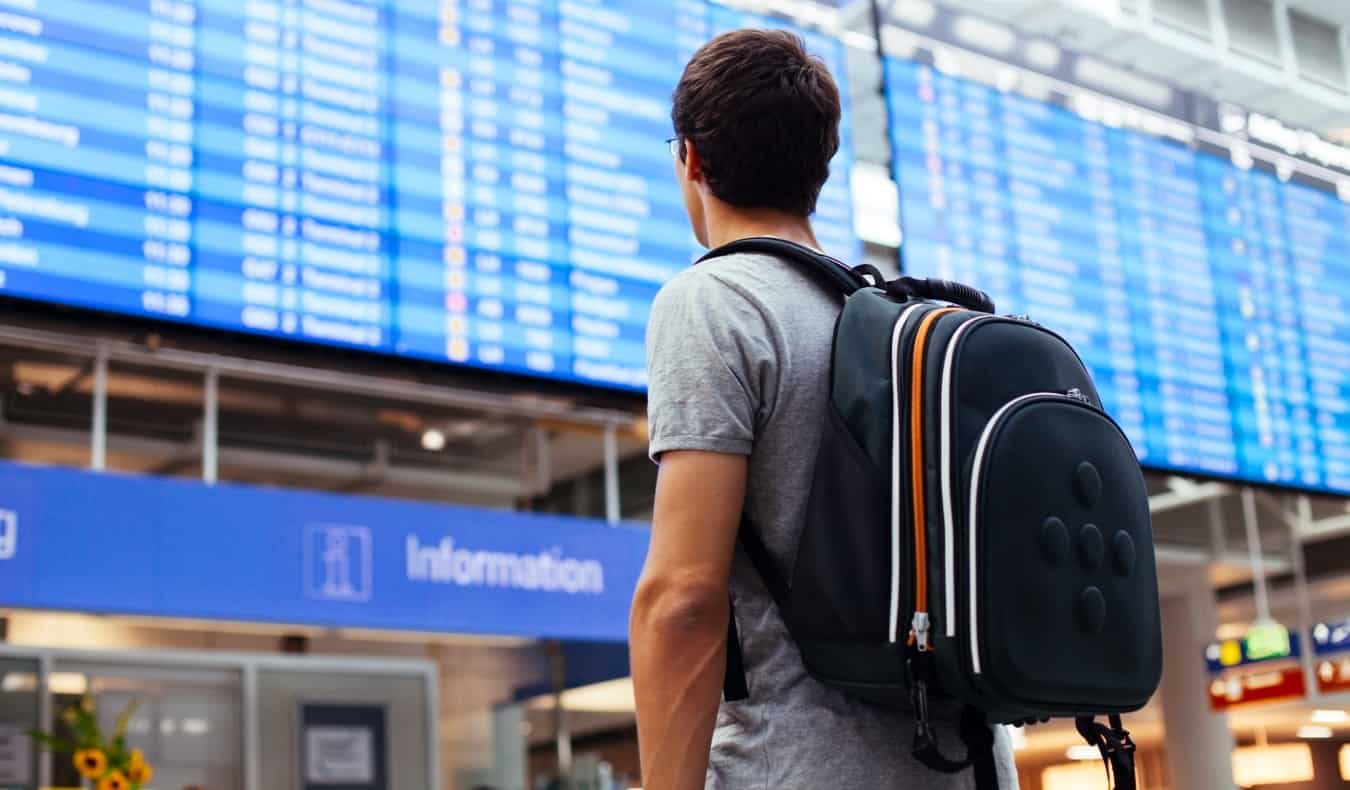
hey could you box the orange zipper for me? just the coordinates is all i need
[908,307,958,650]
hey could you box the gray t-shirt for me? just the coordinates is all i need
[646,251,1019,790]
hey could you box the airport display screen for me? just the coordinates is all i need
[885,35,1350,495]
[0,0,860,391]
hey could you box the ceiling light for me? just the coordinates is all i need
[1233,743,1314,786]
[1044,762,1113,790]
[1313,709,1349,724]
[528,677,636,713]
[1298,725,1333,739]
[181,717,211,735]
[952,15,1015,54]
[49,672,88,695]
[889,0,936,28]
[0,673,34,693]
[1066,744,1101,761]
[420,429,446,452]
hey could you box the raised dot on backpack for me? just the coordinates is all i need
[1112,531,1137,577]
[1078,524,1104,571]
[1040,517,1069,565]
[1075,461,1102,508]
[1079,586,1107,634]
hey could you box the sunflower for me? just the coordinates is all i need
[127,757,153,785]
[97,770,129,790]
[73,748,107,779]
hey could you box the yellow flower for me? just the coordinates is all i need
[97,770,130,790]
[73,748,107,779]
[128,749,146,769]
[127,759,153,785]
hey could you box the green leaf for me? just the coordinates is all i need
[63,701,102,749]
[113,699,140,744]
[25,729,76,754]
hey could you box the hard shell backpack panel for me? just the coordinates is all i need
[704,238,1163,790]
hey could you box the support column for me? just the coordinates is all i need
[549,641,573,780]
[90,349,108,471]
[603,422,620,525]
[203,367,219,484]
[1159,571,1237,790]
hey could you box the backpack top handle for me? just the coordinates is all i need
[888,276,996,314]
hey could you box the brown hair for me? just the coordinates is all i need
[672,29,842,217]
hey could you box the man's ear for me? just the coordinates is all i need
[682,140,705,184]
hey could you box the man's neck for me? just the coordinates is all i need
[704,204,821,252]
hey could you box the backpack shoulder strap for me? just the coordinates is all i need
[697,236,868,296]
[723,517,790,703]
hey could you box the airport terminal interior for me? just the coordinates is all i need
[0,0,1349,788]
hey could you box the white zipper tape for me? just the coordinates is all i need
[889,304,925,644]
[939,315,995,638]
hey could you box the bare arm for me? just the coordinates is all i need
[630,450,747,790]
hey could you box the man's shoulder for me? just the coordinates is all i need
[653,253,774,316]
[657,252,832,311]
[663,252,779,288]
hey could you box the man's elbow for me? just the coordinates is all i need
[630,572,729,643]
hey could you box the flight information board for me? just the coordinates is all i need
[885,51,1350,495]
[0,0,859,391]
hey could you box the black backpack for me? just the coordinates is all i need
[702,238,1162,790]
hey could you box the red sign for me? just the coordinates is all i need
[1209,666,1307,710]
[1316,658,1350,694]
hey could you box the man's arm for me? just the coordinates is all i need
[631,449,747,790]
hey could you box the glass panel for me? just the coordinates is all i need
[49,663,242,790]
[0,657,40,790]
[256,669,429,790]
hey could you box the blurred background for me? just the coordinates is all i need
[0,0,1347,788]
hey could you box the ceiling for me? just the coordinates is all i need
[913,0,1350,132]
[1288,0,1350,26]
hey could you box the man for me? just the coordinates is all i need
[630,30,1017,789]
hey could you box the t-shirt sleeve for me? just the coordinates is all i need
[645,270,776,461]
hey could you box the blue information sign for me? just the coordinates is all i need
[0,460,648,641]
[1205,630,1301,675]
[1312,619,1350,656]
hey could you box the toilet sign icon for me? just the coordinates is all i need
[0,510,15,561]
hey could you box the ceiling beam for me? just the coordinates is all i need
[1149,480,1232,513]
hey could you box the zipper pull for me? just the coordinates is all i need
[1066,387,1090,404]
[910,611,932,653]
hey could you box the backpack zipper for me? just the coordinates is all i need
[937,314,997,638]
[887,304,927,643]
[906,306,959,651]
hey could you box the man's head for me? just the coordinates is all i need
[671,29,842,246]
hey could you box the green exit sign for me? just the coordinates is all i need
[1246,623,1293,662]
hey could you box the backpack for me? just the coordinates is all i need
[701,237,1163,790]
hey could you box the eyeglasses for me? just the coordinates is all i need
[665,136,682,159]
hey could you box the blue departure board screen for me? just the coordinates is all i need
[0,0,859,391]
[885,52,1350,496]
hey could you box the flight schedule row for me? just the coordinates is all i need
[0,0,860,390]
[887,56,1350,495]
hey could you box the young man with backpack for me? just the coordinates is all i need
[629,29,1022,789]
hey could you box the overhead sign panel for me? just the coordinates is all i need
[0,460,649,641]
